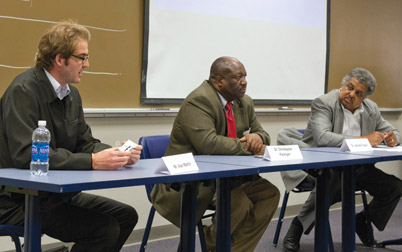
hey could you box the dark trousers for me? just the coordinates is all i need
[1,192,138,252]
[298,163,402,232]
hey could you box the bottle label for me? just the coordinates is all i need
[31,142,49,162]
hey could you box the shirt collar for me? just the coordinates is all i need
[44,68,71,100]
[217,91,233,109]
[341,103,364,115]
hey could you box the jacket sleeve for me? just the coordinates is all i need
[309,96,348,147]
[247,101,270,145]
[2,83,41,168]
[370,102,401,144]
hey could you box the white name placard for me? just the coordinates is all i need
[157,152,199,175]
[263,145,303,161]
[340,139,372,152]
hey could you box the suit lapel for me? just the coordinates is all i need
[334,98,375,136]
[361,102,376,136]
[233,99,244,120]
[333,100,344,134]
[204,81,228,136]
[233,99,247,137]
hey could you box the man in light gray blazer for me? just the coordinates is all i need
[280,68,402,252]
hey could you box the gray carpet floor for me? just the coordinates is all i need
[122,201,402,252]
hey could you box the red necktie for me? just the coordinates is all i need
[225,102,237,138]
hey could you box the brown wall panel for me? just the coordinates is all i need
[1,0,401,108]
[0,0,144,108]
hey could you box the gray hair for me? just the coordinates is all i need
[341,68,376,96]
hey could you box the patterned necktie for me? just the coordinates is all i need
[225,102,237,138]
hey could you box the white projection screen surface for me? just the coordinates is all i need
[141,0,329,105]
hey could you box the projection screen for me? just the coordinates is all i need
[141,0,330,105]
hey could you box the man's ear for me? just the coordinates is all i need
[54,54,65,67]
[215,76,224,87]
[210,76,223,90]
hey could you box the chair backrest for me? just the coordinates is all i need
[138,135,170,201]
[138,135,170,159]
[297,129,305,134]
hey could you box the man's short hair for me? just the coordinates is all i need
[209,56,239,79]
[341,68,377,96]
[36,20,90,70]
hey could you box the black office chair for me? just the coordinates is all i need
[138,135,209,252]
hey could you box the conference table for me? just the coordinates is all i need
[1,147,401,252]
[304,147,402,251]
[196,148,400,252]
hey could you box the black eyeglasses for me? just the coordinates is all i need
[71,54,89,63]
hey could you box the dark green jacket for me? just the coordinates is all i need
[165,80,270,156]
[0,66,109,170]
[151,80,270,224]
[0,67,109,213]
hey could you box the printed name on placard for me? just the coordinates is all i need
[157,153,199,175]
[340,139,372,152]
[172,161,192,170]
[263,145,303,161]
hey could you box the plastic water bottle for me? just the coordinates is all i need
[30,120,51,175]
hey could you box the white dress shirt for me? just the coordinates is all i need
[341,104,364,136]
[44,69,71,100]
